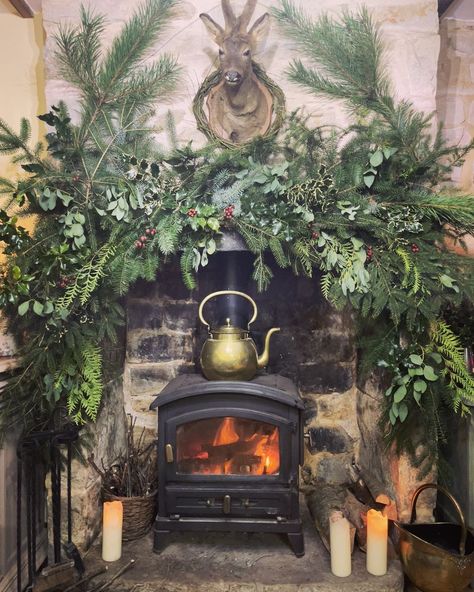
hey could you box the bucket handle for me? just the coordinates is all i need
[410,483,467,556]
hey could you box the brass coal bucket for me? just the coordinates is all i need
[393,483,474,592]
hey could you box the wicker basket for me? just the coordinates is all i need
[102,489,157,541]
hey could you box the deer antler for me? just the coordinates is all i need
[238,0,257,32]
[222,0,237,30]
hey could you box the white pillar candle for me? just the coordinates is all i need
[329,510,352,577]
[366,509,388,576]
[102,500,123,562]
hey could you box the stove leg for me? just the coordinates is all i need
[153,529,170,554]
[287,532,305,557]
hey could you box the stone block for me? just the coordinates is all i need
[306,426,353,454]
[128,361,194,394]
[66,378,127,549]
[127,299,163,331]
[162,302,199,332]
[298,362,354,394]
[127,330,194,363]
[302,396,318,424]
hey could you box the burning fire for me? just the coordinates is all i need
[177,416,280,475]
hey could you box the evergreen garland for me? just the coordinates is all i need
[0,0,472,472]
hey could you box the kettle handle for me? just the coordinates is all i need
[198,290,258,331]
[410,483,467,556]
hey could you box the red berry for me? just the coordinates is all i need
[150,228,156,235]
[140,235,147,242]
[311,231,319,239]
[145,228,151,235]
[187,208,197,218]
[72,174,80,183]
[411,243,419,253]
[135,240,143,249]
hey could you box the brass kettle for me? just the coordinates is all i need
[199,290,280,381]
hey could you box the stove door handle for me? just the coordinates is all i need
[165,443,174,463]
[223,495,231,514]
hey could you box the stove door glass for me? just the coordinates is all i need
[176,416,280,475]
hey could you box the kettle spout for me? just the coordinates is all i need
[257,328,281,369]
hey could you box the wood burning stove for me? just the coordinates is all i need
[150,374,305,556]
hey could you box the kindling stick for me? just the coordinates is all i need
[88,559,136,592]
[62,567,108,592]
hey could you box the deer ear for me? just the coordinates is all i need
[248,12,270,44]
[200,13,224,44]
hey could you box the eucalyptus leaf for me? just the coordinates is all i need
[398,403,408,422]
[423,365,438,381]
[414,379,427,393]
[369,150,383,167]
[33,301,44,315]
[18,301,30,316]
[393,385,407,403]
[363,175,375,188]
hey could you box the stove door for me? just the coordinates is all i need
[163,408,295,485]
[175,416,280,477]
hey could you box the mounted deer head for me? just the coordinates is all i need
[200,0,270,88]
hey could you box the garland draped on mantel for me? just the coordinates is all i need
[0,0,473,472]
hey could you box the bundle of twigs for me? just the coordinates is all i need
[90,416,157,497]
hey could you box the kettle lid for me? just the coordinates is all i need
[211,318,247,336]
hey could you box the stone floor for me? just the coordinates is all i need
[85,503,404,592]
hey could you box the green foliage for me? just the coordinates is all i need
[0,0,472,479]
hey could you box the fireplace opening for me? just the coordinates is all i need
[176,416,280,476]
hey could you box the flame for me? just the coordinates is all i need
[177,416,280,476]
[213,417,240,446]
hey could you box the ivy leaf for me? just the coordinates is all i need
[409,354,423,365]
[393,385,407,403]
[398,402,408,422]
[369,150,383,167]
[414,390,422,405]
[384,385,393,397]
[423,365,438,381]
[12,265,22,280]
[429,352,442,364]
[18,300,30,316]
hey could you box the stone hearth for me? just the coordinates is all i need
[85,499,404,592]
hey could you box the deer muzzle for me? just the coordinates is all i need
[224,70,243,86]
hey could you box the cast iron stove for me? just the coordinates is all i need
[150,374,305,556]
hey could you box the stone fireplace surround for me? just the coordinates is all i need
[40,0,440,549]
[62,243,436,552]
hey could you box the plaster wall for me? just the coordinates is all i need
[41,0,441,147]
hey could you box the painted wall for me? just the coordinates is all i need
[0,0,45,254]
[41,0,441,147]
